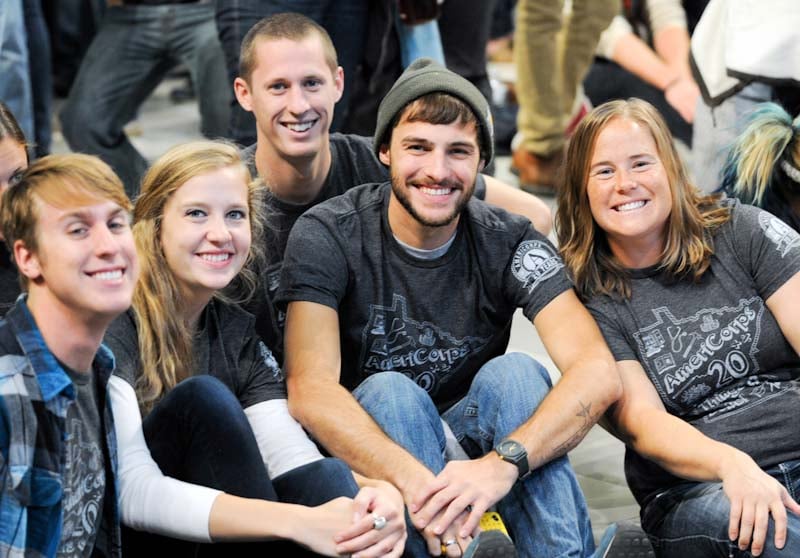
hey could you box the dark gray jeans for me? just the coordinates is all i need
[60,2,230,197]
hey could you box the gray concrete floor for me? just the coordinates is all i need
[51,76,639,542]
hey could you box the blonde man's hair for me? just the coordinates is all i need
[132,140,266,410]
[555,98,731,300]
[0,153,131,290]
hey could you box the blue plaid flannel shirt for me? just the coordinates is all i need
[0,297,122,557]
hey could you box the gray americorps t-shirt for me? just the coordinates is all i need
[586,200,800,508]
[241,134,487,364]
[277,182,570,411]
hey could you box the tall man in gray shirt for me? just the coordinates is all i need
[278,58,621,557]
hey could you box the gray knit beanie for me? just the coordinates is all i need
[373,58,494,165]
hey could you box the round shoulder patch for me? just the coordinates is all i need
[511,239,564,292]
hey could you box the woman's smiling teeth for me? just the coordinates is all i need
[200,253,231,263]
[91,270,123,281]
[284,120,317,132]
[615,200,647,212]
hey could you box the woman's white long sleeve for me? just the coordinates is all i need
[109,375,221,541]
[244,399,325,479]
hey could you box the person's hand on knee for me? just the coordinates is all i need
[721,451,800,556]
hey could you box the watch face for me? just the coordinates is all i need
[498,440,525,459]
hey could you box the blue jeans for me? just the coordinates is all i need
[0,0,33,142]
[60,2,230,197]
[393,7,445,69]
[354,353,595,558]
[214,0,368,142]
[641,460,800,557]
[124,375,359,557]
[23,0,51,156]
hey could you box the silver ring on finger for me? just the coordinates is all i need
[372,513,387,530]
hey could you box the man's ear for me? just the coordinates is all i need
[233,77,253,112]
[14,239,42,282]
[333,66,344,103]
[378,144,391,166]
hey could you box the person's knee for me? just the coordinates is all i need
[355,371,439,426]
[474,352,553,407]
[168,375,241,421]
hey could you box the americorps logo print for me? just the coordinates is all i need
[360,294,491,396]
[632,297,788,423]
[510,239,563,293]
[758,212,800,257]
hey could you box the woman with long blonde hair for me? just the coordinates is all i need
[104,141,406,557]
[557,99,800,558]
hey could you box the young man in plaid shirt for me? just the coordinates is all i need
[0,154,138,557]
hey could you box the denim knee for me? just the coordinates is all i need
[472,352,553,408]
[355,371,439,422]
[354,372,447,473]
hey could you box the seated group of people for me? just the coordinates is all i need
[1,11,800,558]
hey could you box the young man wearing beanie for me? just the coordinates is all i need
[278,58,622,557]
[232,12,552,366]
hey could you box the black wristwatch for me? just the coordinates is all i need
[494,439,530,480]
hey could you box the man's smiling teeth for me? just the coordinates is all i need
[285,120,315,132]
[418,186,452,196]
[615,200,646,212]
[200,253,230,263]
[92,270,122,280]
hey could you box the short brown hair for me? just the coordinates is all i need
[238,12,338,83]
[386,93,481,153]
[555,98,731,300]
[0,153,131,288]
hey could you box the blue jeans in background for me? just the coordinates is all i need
[214,0,368,143]
[60,3,230,197]
[642,459,800,557]
[23,0,52,156]
[393,9,445,69]
[0,0,33,142]
[354,352,596,558]
[124,375,358,557]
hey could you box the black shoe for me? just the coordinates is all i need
[463,530,517,557]
[596,521,655,558]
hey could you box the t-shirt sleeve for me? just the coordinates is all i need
[276,213,350,310]
[503,228,573,321]
[104,314,140,388]
[237,336,287,408]
[728,203,800,300]
[587,299,639,362]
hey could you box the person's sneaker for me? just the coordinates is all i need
[595,521,655,558]
[463,530,518,558]
[511,147,564,196]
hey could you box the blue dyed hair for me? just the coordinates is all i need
[721,102,800,207]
